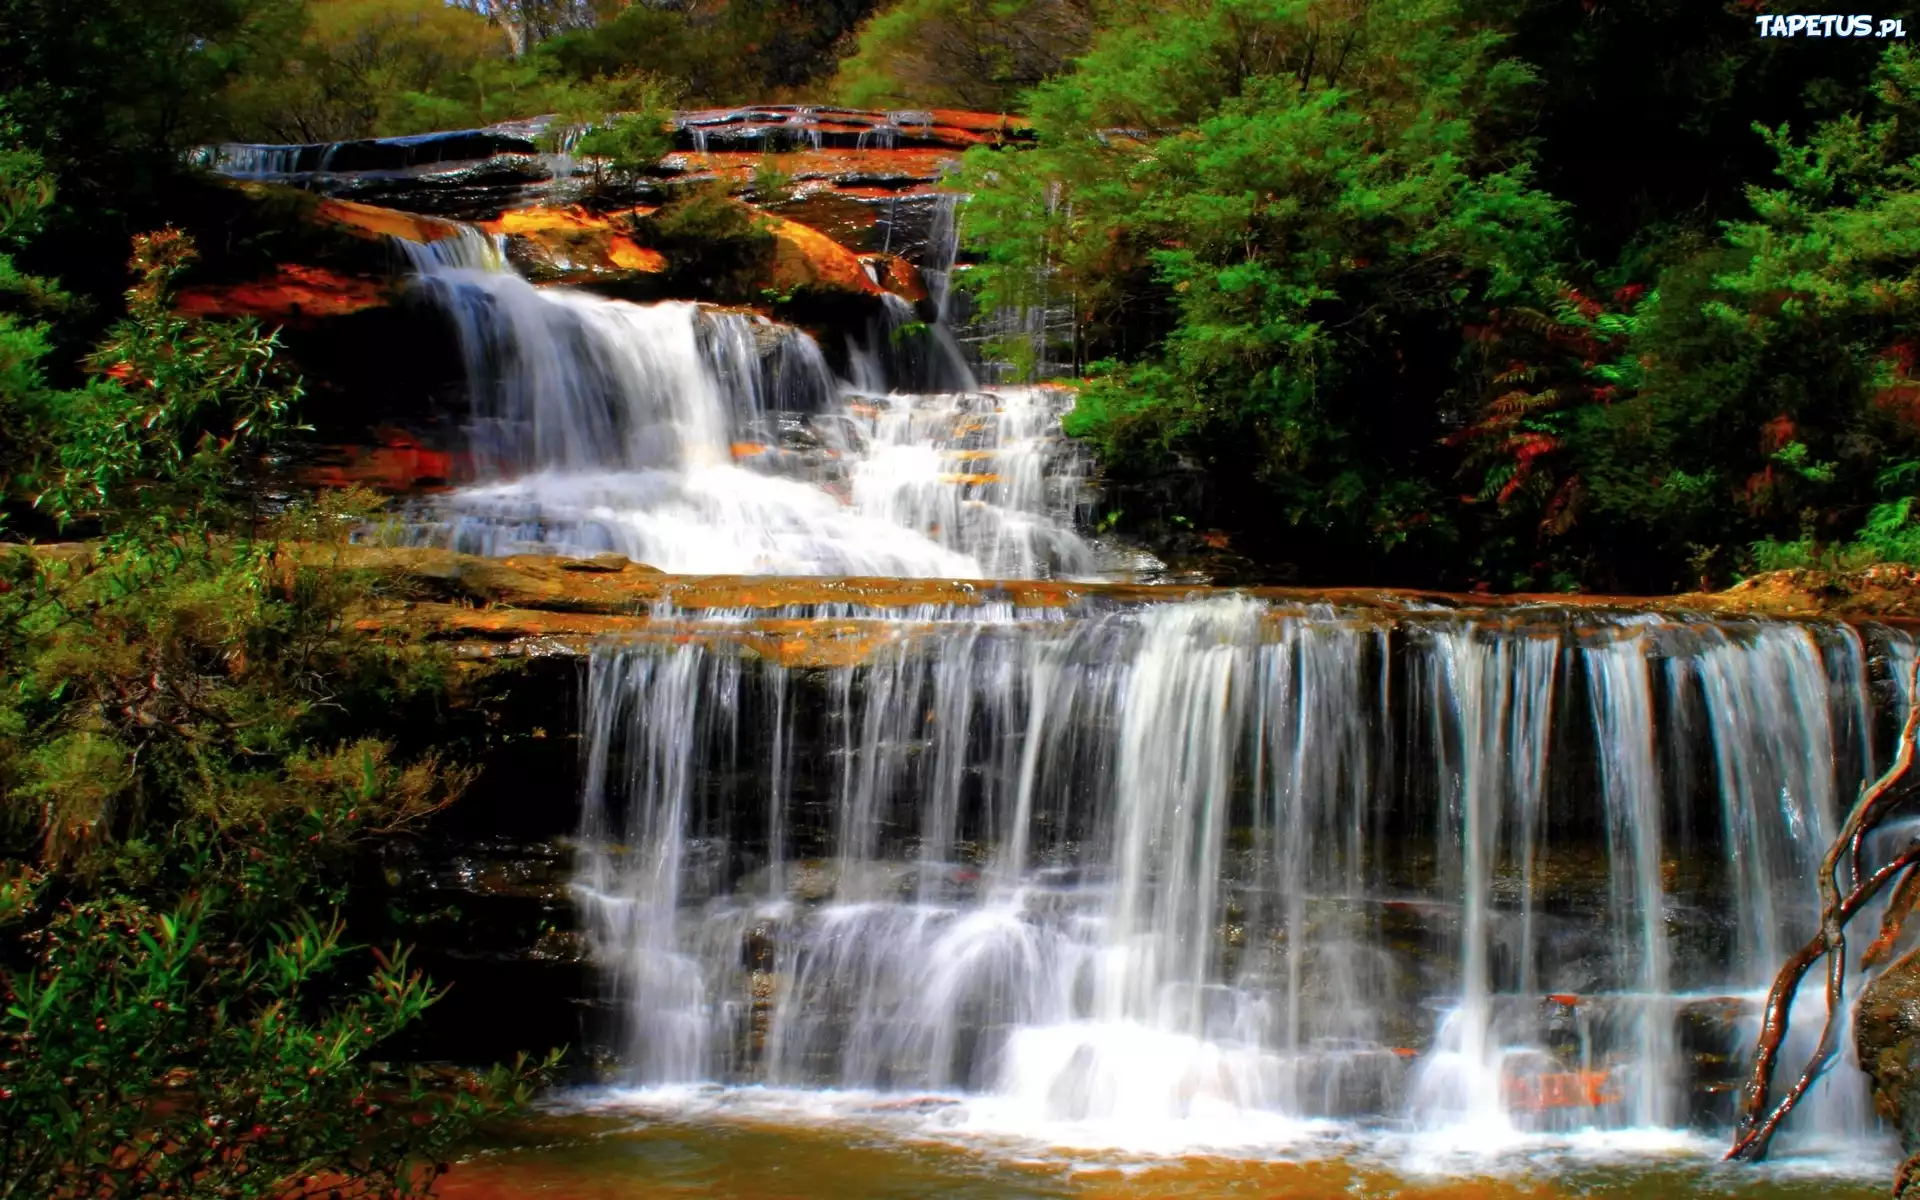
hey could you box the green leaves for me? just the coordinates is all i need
[0,67,553,1200]
[0,895,556,1198]
[955,0,1562,577]
[28,228,306,540]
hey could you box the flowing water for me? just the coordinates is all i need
[384,216,1915,1193]
[559,600,1913,1185]
[400,227,1097,578]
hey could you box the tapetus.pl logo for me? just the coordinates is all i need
[1754,13,1907,36]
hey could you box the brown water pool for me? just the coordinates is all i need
[438,1103,1893,1200]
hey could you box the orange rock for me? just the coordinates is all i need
[762,213,881,296]
[313,197,466,245]
[1503,1068,1620,1111]
[730,442,771,458]
[927,108,1033,135]
[480,204,668,276]
[672,148,959,187]
[862,253,927,302]
[174,264,391,326]
[302,431,461,492]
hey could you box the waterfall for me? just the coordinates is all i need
[570,602,1914,1156]
[399,224,1096,578]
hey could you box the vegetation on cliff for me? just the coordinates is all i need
[0,141,553,1195]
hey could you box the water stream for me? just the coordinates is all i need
[400,228,1097,578]
[564,602,1910,1175]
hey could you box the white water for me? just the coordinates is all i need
[568,603,1914,1168]
[401,227,1097,578]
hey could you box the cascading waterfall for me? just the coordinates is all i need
[399,218,1095,578]
[571,601,1914,1159]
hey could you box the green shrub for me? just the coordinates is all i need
[632,179,776,299]
[0,147,558,1197]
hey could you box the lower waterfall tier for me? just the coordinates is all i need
[566,596,1918,1159]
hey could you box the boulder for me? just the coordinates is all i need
[1859,951,1920,1195]
[762,213,882,297]
[479,204,668,278]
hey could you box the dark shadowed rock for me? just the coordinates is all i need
[1859,952,1920,1195]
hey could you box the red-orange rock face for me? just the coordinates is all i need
[762,213,881,296]
[181,106,1009,325]
[174,264,393,327]
[299,430,465,493]
[311,197,468,245]
[480,205,668,276]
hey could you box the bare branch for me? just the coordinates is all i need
[1728,654,1920,1161]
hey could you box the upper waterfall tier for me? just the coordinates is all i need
[396,221,1106,579]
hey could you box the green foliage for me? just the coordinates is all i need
[1558,45,1920,585]
[32,229,306,541]
[0,870,554,1197]
[633,180,777,300]
[959,0,1564,579]
[0,0,300,204]
[0,147,557,1195]
[752,155,795,206]
[536,0,880,105]
[836,0,1108,111]
[1480,0,1889,265]
[0,141,70,527]
[221,0,514,143]
[539,76,678,191]
[948,2,1920,590]
[570,112,673,179]
[1752,497,1920,572]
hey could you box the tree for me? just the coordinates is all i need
[1563,44,1920,586]
[835,0,1108,111]
[956,0,1564,583]
[223,0,513,144]
[0,0,299,201]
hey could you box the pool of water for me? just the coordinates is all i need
[439,1089,1896,1200]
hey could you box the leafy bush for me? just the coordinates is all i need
[751,155,795,206]
[835,0,1104,111]
[632,179,776,299]
[958,0,1564,582]
[0,145,558,1197]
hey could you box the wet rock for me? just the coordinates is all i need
[311,195,470,245]
[762,213,882,297]
[671,106,1029,154]
[299,429,461,492]
[1859,952,1920,1191]
[1679,994,1755,1125]
[1690,565,1920,622]
[174,264,393,326]
[235,545,1920,668]
[481,204,668,279]
[194,107,1009,227]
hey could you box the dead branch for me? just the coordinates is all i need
[1728,654,1920,1162]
